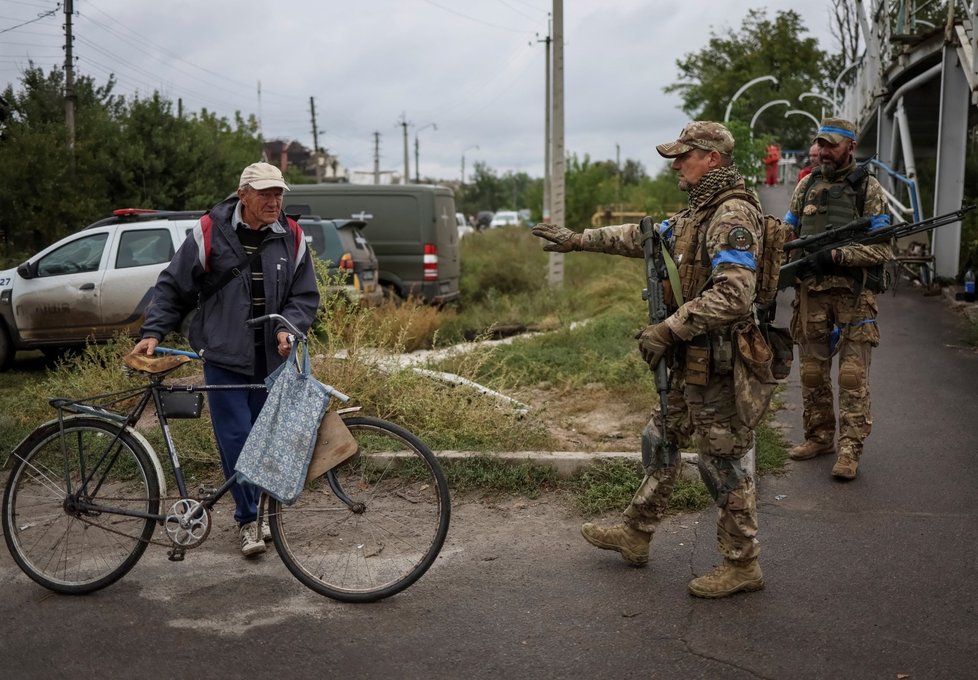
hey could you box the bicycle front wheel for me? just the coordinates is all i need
[2,417,160,594]
[269,416,451,603]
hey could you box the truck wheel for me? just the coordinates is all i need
[0,323,14,372]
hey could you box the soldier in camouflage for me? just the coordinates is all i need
[532,121,767,598]
[784,117,891,480]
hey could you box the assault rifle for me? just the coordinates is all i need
[639,217,678,471]
[778,204,977,288]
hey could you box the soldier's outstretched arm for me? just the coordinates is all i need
[531,223,582,252]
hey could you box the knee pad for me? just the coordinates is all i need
[696,455,747,508]
[838,361,863,391]
[800,362,823,389]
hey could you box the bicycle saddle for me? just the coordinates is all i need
[124,352,192,374]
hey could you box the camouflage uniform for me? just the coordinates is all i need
[576,124,764,567]
[784,117,891,474]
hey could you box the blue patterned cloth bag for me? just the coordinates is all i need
[235,342,330,504]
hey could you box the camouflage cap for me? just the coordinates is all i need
[656,121,735,158]
[814,117,857,145]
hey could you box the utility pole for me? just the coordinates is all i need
[414,123,436,183]
[310,96,322,183]
[537,14,552,223]
[397,112,410,185]
[616,142,621,223]
[373,132,381,185]
[257,81,266,160]
[549,0,565,287]
[63,0,75,155]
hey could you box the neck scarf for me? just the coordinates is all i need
[687,165,742,210]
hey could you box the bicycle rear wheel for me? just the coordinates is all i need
[269,416,450,603]
[2,417,160,594]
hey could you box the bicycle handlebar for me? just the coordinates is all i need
[246,313,306,342]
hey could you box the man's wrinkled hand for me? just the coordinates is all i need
[531,223,581,252]
[636,323,675,367]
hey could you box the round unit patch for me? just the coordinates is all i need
[727,227,754,251]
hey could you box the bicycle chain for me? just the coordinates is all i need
[70,493,212,548]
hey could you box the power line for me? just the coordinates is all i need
[419,0,531,33]
[0,4,59,36]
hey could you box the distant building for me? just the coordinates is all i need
[263,139,348,181]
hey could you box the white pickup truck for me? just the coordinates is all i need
[0,210,203,370]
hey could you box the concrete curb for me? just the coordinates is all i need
[432,448,756,482]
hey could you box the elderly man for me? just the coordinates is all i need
[532,122,768,598]
[132,162,320,556]
[784,118,891,480]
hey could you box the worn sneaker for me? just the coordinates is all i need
[580,523,650,567]
[261,520,272,543]
[239,522,266,557]
[688,559,764,598]
[788,439,835,461]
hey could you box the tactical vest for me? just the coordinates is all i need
[668,186,757,308]
[798,165,868,237]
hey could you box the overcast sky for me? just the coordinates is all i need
[2,0,839,183]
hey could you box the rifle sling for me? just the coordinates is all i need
[662,241,684,308]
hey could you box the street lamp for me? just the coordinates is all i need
[414,122,437,183]
[724,74,778,123]
[799,92,835,119]
[833,60,860,115]
[785,109,820,130]
[749,99,790,135]
[461,144,479,185]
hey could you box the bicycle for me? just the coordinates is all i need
[1,314,451,603]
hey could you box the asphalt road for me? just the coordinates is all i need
[2,185,977,679]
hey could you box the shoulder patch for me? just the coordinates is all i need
[727,227,754,251]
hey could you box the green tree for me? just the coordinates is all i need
[664,9,834,151]
[0,65,261,260]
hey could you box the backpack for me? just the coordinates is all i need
[724,191,789,315]
[723,191,794,380]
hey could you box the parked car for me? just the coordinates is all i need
[300,216,383,306]
[0,209,204,370]
[456,212,474,240]
[285,184,460,305]
[489,210,520,228]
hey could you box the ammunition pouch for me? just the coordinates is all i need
[684,336,710,386]
[696,454,747,508]
[862,264,889,294]
[711,330,734,375]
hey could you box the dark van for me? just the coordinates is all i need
[285,184,460,305]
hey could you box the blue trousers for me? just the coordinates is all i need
[204,354,268,526]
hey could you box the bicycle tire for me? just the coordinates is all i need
[2,417,161,594]
[269,416,451,603]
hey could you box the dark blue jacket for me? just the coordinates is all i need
[141,196,320,375]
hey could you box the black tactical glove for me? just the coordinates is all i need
[531,223,582,253]
[809,248,837,276]
[636,323,675,367]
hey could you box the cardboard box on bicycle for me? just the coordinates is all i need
[306,410,358,482]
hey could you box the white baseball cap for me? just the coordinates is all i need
[238,162,289,191]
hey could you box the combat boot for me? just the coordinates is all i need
[687,559,764,598]
[580,523,650,567]
[788,438,834,461]
[831,447,859,480]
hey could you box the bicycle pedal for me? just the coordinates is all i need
[167,547,186,562]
